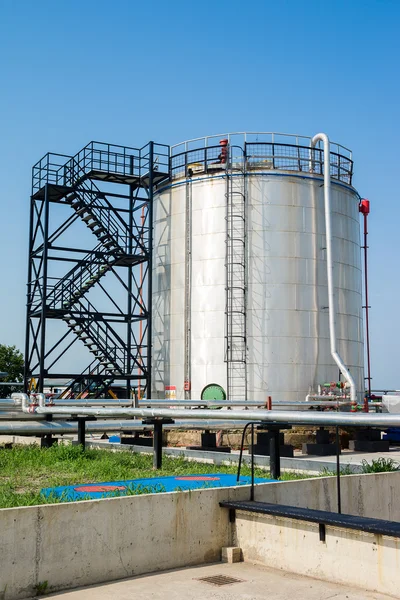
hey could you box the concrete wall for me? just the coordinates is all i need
[233,511,400,597]
[255,471,400,520]
[2,472,400,599]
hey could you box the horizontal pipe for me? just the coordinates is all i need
[0,398,350,409]
[139,400,351,408]
[0,419,255,436]
[305,395,350,402]
[0,412,46,420]
[22,406,400,428]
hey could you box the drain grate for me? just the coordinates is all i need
[196,574,244,586]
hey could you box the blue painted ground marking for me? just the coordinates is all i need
[41,473,275,501]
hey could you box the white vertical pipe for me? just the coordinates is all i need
[311,133,357,403]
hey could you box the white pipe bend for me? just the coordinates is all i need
[311,133,357,403]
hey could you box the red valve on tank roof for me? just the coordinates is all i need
[359,199,370,215]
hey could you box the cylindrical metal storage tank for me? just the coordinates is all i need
[152,133,364,402]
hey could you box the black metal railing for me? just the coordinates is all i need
[170,141,353,184]
[245,142,353,184]
[32,141,171,194]
[171,145,224,179]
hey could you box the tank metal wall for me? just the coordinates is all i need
[152,172,364,401]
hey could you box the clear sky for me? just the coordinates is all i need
[0,0,399,389]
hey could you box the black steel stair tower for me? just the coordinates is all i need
[25,141,169,398]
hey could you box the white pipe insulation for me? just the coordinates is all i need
[311,133,357,403]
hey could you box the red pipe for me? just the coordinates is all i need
[359,199,372,398]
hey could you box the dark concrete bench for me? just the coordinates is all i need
[220,500,400,539]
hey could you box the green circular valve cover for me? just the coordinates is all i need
[201,383,226,401]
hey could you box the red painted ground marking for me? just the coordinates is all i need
[174,476,220,481]
[74,485,126,493]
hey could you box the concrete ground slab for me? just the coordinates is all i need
[42,562,394,600]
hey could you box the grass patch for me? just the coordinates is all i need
[361,457,400,473]
[0,443,313,508]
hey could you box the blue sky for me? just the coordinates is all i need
[0,0,398,388]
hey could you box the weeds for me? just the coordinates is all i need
[34,581,48,596]
[361,458,400,473]
[320,464,354,477]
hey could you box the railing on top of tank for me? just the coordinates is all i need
[170,144,226,179]
[246,142,353,185]
[170,140,353,185]
[170,132,352,159]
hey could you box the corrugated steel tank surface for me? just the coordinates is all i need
[152,134,364,402]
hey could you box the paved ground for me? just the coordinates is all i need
[44,562,394,600]
[292,446,400,470]
[87,438,400,474]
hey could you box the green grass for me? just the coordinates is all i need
[0,443,310,508]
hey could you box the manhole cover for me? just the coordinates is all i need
[196,574,244,586]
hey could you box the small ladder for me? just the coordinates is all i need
[225,146,247,400]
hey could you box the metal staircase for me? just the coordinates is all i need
[56,360,115,399]
[225,146,247,400]
[47,242,116,311]
[26,140,170,396]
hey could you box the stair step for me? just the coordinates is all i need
[82,214,95,223]
[75,207,89,217]
[87,222,104,231]
[71,201,83,209]
[81,280,95,288]
[66,193,76,203]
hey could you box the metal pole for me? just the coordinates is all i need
[77,417,86,448]
[336,425,341,513]
[236,422,249,482]
[153,420,163,469]
[126,157,134,401]
[38,184,50,392]
[269,428,281,479]
[250,423,255,500]
[24,191,35,392]
[363,211,372,398]
[146,142,154,399]
[184,176,192,399]
[41,413,54,448]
